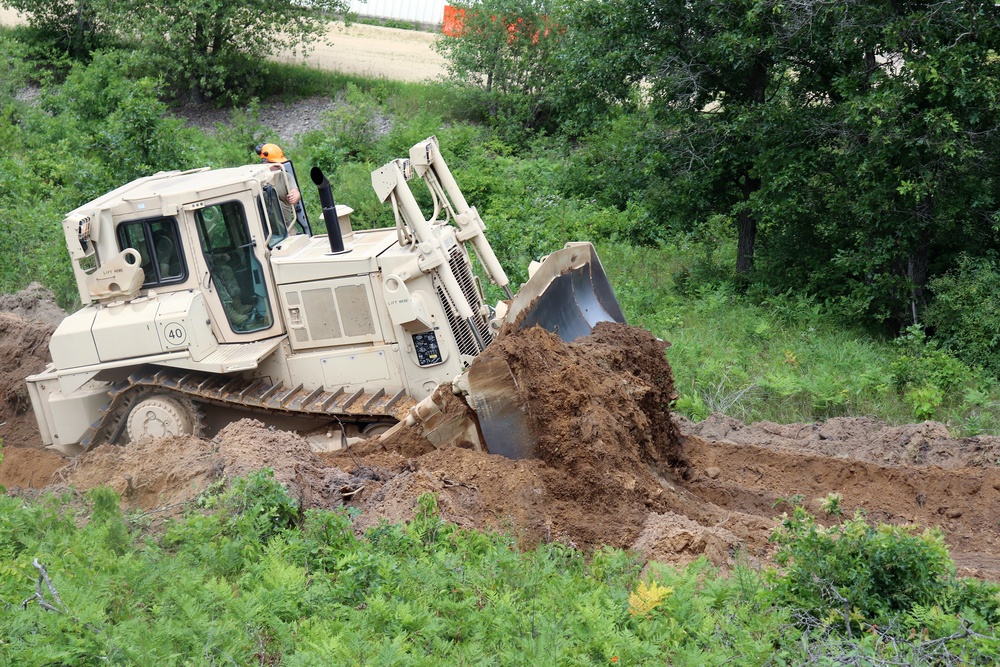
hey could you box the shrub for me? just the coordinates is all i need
[926,253,1000,373]
[771,501,955,626]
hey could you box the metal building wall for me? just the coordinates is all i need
[348,1,448,26]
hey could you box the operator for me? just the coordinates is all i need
[212,261,255,327]
[255,142,311,235]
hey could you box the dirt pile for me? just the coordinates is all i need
[57,419,369,514]
[686,413,1000,468]
[339,323,686,550]
[0,284,65,450]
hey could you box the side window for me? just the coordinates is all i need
[117,217,186,287]
[195,201,275,334]
[260,185,289,248]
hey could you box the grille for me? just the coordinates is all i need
[436,245,492,356]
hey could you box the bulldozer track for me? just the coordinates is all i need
[80,366,416,449]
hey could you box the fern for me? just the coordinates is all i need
[629,579,674,617]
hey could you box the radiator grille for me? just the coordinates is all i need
[436,245,492,356]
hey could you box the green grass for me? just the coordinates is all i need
[2,476,997,665]
[599,243,1000,431]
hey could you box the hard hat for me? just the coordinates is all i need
[258,143,286,163]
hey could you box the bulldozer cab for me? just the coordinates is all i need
[193,195,279,336]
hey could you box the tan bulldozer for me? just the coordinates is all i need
[25,137,625,458]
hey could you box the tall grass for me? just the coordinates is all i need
[599,243,1000,431]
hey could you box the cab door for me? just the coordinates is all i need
[186,192,284,343]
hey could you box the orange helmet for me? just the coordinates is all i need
[258,143,286,163]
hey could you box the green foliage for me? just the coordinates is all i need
[890,325,976,421]
[2,484,996,665]
[435,0,563,140]
[299,82,387,169]
[0,0,106,58]
[358,17,420,32]
[97,0,348,104]
[772,504,955,625]
[926,254,1000,373]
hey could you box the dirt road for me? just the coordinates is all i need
[0,10,446,82]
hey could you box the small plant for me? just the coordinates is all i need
[818,492,842,517]
[906,384,944,421]
[675,391,710,421]
[628,579,674,617]
[891,325,972,392]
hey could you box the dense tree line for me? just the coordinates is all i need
[439,0,1000,368]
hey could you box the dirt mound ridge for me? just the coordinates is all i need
[0,296,62,449]
[57,419,369,513]
[0,282,67,326]
[687,413,1000,468]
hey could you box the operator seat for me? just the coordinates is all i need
[155,234,175,278]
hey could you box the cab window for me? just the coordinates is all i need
[194,201,275,334]
[260,185,289,248]
[117,217,186,286]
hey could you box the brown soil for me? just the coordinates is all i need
[0,284,65,451]
[3,284,1000,577]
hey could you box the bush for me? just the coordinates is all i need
[771,501,955,626]
[926,253,1000,373]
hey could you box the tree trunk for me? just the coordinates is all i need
[735,173,761,275]
[908,218,931,325]
[734,56,768,275]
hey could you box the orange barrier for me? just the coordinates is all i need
[443,5,464,37]
[441,5,555,44]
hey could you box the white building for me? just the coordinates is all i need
[348,0,449,27]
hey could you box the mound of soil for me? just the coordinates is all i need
[689,413,1000,469]
[0,284,65,450]
[57,419,370,514]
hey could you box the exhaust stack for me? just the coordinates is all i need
[311,167,347,254]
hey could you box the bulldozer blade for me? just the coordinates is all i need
[503,242,626,342]
[463,243,626,459]
[465,353,538,459]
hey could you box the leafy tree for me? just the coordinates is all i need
[0,0,104,57]
[555,0,1000,334]
[112,0,348,103]
[435,0,563,135]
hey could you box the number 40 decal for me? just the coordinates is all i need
[163,322,188,346]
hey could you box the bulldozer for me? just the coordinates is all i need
[25,137,625,459]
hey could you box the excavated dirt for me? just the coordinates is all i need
[0,284,65,452]
[3,283,1000,577]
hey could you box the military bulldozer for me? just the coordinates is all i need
[26,137,624,458]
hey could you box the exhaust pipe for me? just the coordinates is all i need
[311,167,346,253]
